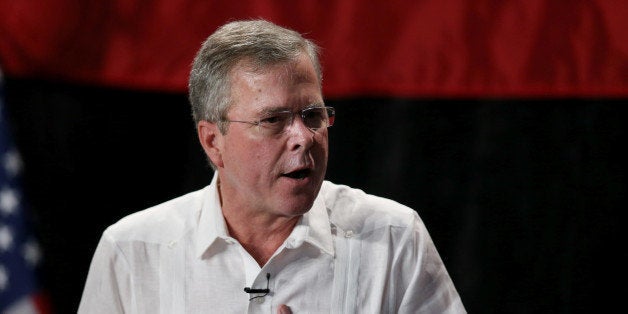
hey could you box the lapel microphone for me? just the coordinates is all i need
[244,273,271,300]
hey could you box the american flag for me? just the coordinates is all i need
[0,70,50,313]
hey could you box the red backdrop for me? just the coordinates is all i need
[1,0,627,97]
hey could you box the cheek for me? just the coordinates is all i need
[315,134,330,157]
[249,142,283,171]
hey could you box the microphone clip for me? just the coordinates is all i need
[243,273,271,301]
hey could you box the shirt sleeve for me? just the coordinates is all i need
[397,214,466,314]
[78,231,135,314]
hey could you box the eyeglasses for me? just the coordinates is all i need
[223,106,335,136]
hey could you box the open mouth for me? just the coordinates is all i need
[282,169,312,179]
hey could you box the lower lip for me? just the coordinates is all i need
[280,174,313,186]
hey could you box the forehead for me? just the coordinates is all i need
[227,55,322,113]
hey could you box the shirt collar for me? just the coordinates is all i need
[195,172,334,258]
[195,172,228,258]
[289,194,334,256]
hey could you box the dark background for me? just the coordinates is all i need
[4,78,626,313]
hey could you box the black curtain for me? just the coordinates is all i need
[5,78,626,313]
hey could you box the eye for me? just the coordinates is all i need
[303,108,325,122]
[308,108,322,117]
[259,113,289,126]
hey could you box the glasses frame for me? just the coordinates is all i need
[223,106,335,135]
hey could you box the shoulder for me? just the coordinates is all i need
[320,180,421,234]
[103,186,208,244]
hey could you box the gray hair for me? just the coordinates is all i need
[188,19,322,134]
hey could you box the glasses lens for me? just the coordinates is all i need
[254,107,335,135]
[326,107,335,127]
[258,111,292,135]
[302,107,333,129]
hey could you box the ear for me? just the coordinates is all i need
[197,120,225,168]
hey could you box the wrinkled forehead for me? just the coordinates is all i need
[226,56,322,116]
[230,53,319,86]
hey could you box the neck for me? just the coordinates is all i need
[217,177,301,266]
[225,214,299,266]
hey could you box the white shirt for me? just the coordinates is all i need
[78,174,465,313]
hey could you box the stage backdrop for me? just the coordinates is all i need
[1,1,627,313]
[1,0,627,96]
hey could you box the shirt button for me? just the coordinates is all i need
[345,230,354,238]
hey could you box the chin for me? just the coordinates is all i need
[274,174,324,215]
[277,196,317,217]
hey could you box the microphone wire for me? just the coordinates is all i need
[245,273,271,301]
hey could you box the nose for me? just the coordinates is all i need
[285,114,315,151]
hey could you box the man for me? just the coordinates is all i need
[79,20,465,313]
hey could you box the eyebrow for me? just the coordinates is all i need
[306,102,326,109]
[257,103,325,116]
[257,106,290,117]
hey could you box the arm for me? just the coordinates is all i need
[396,215,466,314]
[78,232,135,314]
